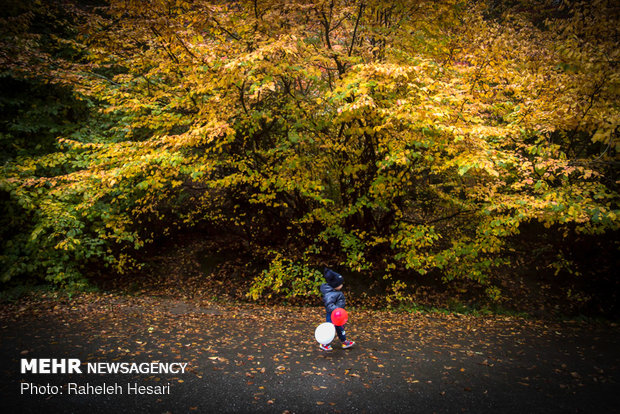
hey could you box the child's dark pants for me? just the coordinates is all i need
[326,312,346,342]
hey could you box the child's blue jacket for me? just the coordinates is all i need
[320,283,345,314]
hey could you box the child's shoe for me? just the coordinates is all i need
[319,344,333,351]
[342,340,355,349]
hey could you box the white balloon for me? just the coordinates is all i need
[314,322,336,344]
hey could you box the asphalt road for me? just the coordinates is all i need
[1,294,619,413]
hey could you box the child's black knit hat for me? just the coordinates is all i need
[324,268,344,288]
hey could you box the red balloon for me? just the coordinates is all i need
[331,308,348,326]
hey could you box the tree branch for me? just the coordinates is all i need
[402,210,473,226]
[349,2,365,57]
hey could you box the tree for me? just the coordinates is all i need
[1,0,617,302]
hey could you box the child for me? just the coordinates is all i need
[319,268,355,351]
